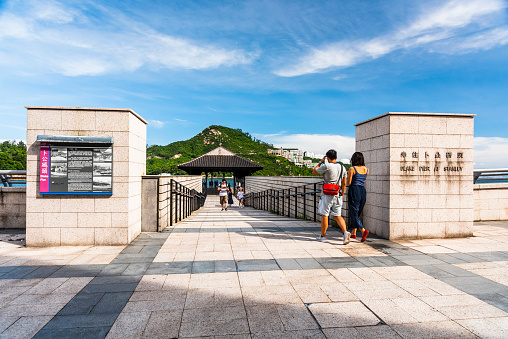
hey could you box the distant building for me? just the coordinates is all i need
[268,148,304,165]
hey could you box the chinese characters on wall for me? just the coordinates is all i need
[399,151,464,173]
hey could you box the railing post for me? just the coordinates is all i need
[277,189,280,215]
[303,185,306,221]
[295,186,298,218]
[282,189,285,217]
[170,179,174,226]
[287,188,291,218]
[179,183,183,223]
[313,183,317,222]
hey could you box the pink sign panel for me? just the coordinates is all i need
[40,143,50,193]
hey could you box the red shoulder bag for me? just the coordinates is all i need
[322,164,344,196]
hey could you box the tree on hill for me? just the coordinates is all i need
[0,141,27,170]
[146,125,315,176]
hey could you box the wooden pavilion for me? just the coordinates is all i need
[177,147,263,193]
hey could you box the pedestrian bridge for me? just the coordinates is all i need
[1,196,508,337]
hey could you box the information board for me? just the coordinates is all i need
[40,145,113,195]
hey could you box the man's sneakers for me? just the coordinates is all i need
[351,234,357,239]
[361,230,370,242]
[316,236,327,242]
[343,231,351,245]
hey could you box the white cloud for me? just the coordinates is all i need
[275,0,507,77]
[174,118,187,122]
[439,27,508,54]
[150,120,165,128]
[474,137,508,169]
[262,133,355,162]
[0,0,254,76]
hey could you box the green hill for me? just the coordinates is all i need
[146,125,314,176]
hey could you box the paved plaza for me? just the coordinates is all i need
[1,196,508,338]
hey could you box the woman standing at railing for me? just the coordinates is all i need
[347,152,370,242]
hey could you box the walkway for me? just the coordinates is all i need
[1,197,508,338]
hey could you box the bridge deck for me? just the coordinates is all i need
[1,196,508,337]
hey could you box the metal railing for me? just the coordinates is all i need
[0,170,26,187]
[474,169,508,184]
[161,179,206,227]
[244,182,323,222]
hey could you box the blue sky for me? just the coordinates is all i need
[1,0,507,167]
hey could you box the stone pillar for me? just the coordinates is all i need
[355,112,475,239]
[26,107,147,246]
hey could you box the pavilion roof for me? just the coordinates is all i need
[177,147,263,174]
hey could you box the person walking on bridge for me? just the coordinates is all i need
[313,149,350,245]
[218,179,229,211]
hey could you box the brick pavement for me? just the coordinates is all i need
[1,196,508,338]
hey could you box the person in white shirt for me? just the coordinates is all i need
[218,179,229,211]
[312,149,350,245]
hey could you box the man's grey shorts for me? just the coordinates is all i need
[318,193,343,217]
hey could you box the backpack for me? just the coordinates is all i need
[322,164,344,196]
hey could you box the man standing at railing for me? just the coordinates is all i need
[312,150,351,245]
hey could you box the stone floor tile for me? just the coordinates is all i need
[122,299,185,313]
[135,274,166,291]
[457,317,508,338]
[392,321,475,338]
[51,277,93,294]
[319,282,358,302]
[105,311,151,339]
[391,279,442,297]
[355,325,403,338]
[321,327,362,339]
[182,305,246,323]
[130,289,187,302]
[251,329,325,338]
[349,267,387,281]
[260,271,291,286]
[184,288,215,309]
[25,277,69,294]
[438,303,508,320]
[246,304,285,333]
[163,273,191,290]
[327,268,363,283]
[0,303,66,317]
[142,310,182,338]
[308,302,380,328]
[291,284,332,303]
[362,299,419,325]
[179,318,250,337]
[277,304,319,331]
[0,316,19,333]
[1,316,53,339]
[10,293,75,305]
[371,266,432,280]
[419,294,484,308]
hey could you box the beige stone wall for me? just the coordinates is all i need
[474,183,508,221]
[245,176,350,223]
[158,175,203,230]
[0,187,26,229]
[356,112,475,239]
[25,107,147,246]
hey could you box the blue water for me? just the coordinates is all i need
[204,178,239,188]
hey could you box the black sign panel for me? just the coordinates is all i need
[47,146,113,194]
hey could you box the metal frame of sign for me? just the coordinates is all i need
[39,140,114,195]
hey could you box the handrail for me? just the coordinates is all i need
[474,169,508,184]
[166,179,206,228]
[0,170,27,187]
[244,181,323,222]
